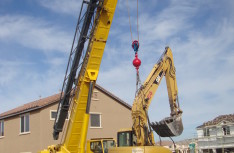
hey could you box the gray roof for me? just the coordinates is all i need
[197,114,234,128]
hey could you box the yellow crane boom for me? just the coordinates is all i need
[62,1,117,151]
[40,0,117,152]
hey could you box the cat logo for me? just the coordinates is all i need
[154,71,163,84]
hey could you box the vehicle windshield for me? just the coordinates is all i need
[103,140,115,153]
[90,141,103,153]
[118,131,132,147]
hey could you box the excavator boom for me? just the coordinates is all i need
[109,47,183,153]
[150,47,183,137]
[131,47,183,146]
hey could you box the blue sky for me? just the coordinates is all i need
[0,0,234,141]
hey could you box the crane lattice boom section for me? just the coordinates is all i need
[51,0,117,153]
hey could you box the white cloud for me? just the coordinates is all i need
[39,0,82,16]
[1,0,234,140]
[0,15,71,53]
[0,60,22,86]
[0,58,65,113]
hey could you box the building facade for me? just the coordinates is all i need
[156,139,197,153]
[0,84,132,153]
[196,114,234,153]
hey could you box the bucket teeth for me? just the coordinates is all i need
[151,116,183,137]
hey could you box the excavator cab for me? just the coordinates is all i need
[87,138,116,153]
[117,129,136,147]
[151,115,183,137]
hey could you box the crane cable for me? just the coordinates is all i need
[126,0,133,42]
[127,0,141,97]
[128,1,153,145]
[136,0,140,95]
[126,0,140,42]
[127,1,154,145]
[137,0,139,42]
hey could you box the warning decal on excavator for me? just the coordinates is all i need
[132,148,144,153]
[147,91,152,100]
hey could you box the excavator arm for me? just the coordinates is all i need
[131,47,183,146]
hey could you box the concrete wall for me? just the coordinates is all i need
[0,88,132,153]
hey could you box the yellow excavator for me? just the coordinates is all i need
[40,0,183,153]
[109,47,183,153]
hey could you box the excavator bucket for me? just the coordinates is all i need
[151,115,183,137]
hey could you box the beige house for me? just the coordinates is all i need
[0,84,132,153]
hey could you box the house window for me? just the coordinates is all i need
[90,113,101,128]
[0,120,4,137]
[222,126,230,135]
[51,111,57,119]
[20,114,30,133]
[92,90,99,100]
[203,128,210,136]
[50,110,69,120]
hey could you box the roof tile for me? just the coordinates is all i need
[197,114,234,128]
[0,84,131,119]
[0,93,61,119]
